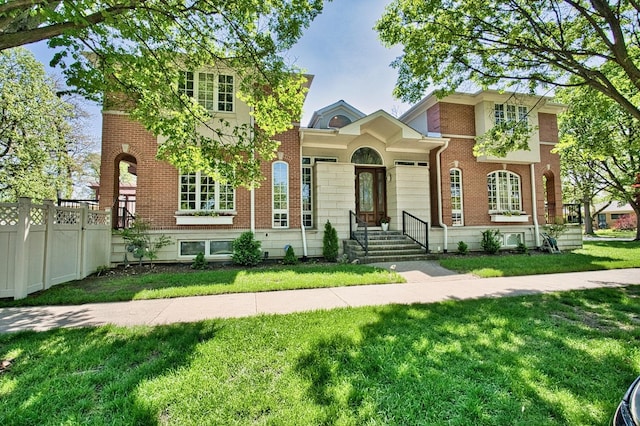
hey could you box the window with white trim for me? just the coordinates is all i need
[179,172,235,212]
[179,71,234,113]
[487,171,522,212]
[273,162,289,228]
[179,240,233,257]
[301,157,337,229]
[302,157,312,228]
[494,103,528,124]
[450,168,464,226]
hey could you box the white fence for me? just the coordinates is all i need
[0,197,112,300]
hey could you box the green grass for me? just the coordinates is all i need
[0,264,403,307]
[440,240,640,277]
[2,286,639,425]
[594,229,637,239]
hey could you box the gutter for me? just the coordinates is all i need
[435,140,450,252]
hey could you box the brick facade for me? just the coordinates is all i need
[425,101,562,228]
[100,112,301,232]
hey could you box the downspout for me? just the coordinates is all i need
[299,131,308,258]
[436,140,450,253]
[531,163,540,247]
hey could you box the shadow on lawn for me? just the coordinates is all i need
[295,289,640,425]
[0,322,219,424]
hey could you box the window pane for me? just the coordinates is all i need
[180,173,197,210]
[198,72,215,112]
[273,162,289,227]
[210,241,233,255]
[302,165,312,228]
[199,175,216,210]
[219,183,235,210]
[359,172,374,212]
[218,74,234,112]
[180,241,206,256]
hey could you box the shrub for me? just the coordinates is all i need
[516,242,529,254]
[191,252,207,270]
[322,220,339,262]
[613,214,637,231]
[119,217,173,266]
[544,221,567,239]
[232,232,262,267]
[457,241,468,255]
[481,229,502,254]
[282,245,298,265]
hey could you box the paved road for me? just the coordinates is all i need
[0,262,638,333]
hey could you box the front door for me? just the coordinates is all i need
[355,167,387,226]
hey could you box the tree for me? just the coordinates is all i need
[555,82,640,240]
[0,48,76,202]
[376,0,640,122]
[1,1,326,188]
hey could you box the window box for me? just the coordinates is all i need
[490,213,529,223]
[175,214,234,225]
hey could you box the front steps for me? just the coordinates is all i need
[343,230,433,264]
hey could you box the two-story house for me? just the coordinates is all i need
[99,73,580,263]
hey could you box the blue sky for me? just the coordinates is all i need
[27,0,408,140]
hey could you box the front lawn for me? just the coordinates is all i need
[1,286,639,425]
[0,264,403,307]
[440,240,640,277]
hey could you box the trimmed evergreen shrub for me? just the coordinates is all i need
[457,241,468,255]
[232,231,262,266]
[191,252,207,269]
[322,220,339,262]
[481,229,502,254]
[282,245,298,265]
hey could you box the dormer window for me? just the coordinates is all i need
[494,104,527,124]
[328,114,351,128]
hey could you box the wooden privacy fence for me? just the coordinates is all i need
[0,197,112,300]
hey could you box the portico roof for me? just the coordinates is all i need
[300,109,447,153]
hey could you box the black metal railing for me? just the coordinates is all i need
[563,203,582,224]
[402,211,429,252]
[114,195,136,229]
[57,199,99,210]
[349,210,368,256]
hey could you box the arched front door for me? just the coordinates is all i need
[355,167,386,226]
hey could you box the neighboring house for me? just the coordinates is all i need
[99,74,581,263]
[594,202,635,228]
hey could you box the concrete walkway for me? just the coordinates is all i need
[0,262,638,333]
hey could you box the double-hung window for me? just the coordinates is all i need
[180,172,235,212]
[450,168,464,226]
[487,171,521,212]
[273,162,289,228]
[179,71,234,113]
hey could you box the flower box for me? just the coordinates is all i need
[175,215,234,225]
[490,214,529,223]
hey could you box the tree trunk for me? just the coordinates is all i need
[583,199,594,234]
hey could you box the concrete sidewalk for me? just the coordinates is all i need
[0,263,638,333]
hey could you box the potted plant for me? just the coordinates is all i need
[380,216,390,231]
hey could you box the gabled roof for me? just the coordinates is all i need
[301,108,447,153]
[307,100,366,129]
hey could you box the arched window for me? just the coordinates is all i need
[487,171,522,212]
[450,168,464,226]
[328,114,352,128]
[351,147,383,165]
[272,162,289,228]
